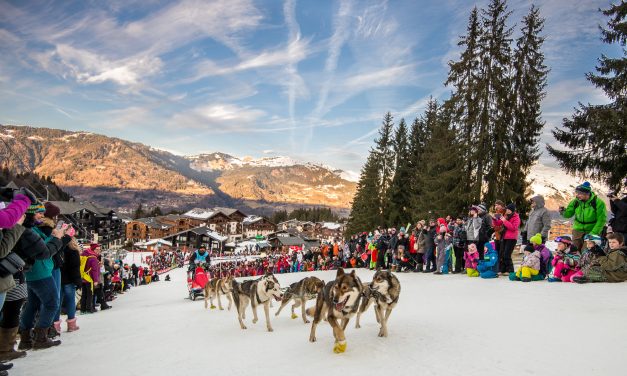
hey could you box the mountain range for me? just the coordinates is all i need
[0,125,356,215]
[0,124,605,217]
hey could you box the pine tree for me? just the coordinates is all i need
[387,119,412,226]
[445,7,483,206]
[410,99,439,217]
[346,152,381,235]
[133,203,145,219]
[507,5,548,215]
[415,102,465,218]
[478,0,514,205]
[547,2,627,191]
[373,112,396,222]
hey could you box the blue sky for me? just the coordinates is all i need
[0,0,618,177]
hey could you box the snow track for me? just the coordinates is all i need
[13,268,626,376]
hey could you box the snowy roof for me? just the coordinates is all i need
[243,215,263,225]
[320,222,342,230]
[135,239,173,247]
[164,226,228,242]
[183,208,215,220]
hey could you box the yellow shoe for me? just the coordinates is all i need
[210,305,216,309]
[291,313,298,319]
[333,341,347,354]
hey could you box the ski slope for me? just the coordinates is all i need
[12,268,627,376]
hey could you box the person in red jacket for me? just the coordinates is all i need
[497,203,520,274]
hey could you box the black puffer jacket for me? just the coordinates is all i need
[61,242,82,287]
[610,196,627,233]
[12,227,63,266]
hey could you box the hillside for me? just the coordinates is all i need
[0,125,356,213]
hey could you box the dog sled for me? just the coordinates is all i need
[187,266,209,301]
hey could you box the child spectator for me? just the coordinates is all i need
[464,243,480,277]
[477,242,498,279]
[511,245,541,282]
[573,233,627,283]
[569,234,606,282]
[548,236,580,283]
[434,232,452,275]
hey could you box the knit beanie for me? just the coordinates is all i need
[26,202,45,215]
[529,233,543,246]
[44,202,61,219]
[523,244,534,253]
[506,203,516,212]
[575,181,592,194]
[90,243,101,252]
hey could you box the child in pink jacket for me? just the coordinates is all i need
[549,236,580,282]
[464,243,480,277]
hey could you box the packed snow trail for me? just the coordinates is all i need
[12,268,627,376]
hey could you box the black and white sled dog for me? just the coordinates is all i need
[306,268,363,353]
[275,276,325,324]
[354,269,401,337]
[232,273,283,332]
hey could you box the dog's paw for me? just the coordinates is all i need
[210,305,216,309]
[333,341,346,354]
[355,324,361,329]
[252,318,258,324]
[291,313,298,319]
[241,325,247,330]
[309,336,317,343]
[267,327,274,332]
[303,319,310,324]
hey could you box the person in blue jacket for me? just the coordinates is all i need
[477,242,499,279]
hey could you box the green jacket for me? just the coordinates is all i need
[563,193,607,235]
[585,247,627,283]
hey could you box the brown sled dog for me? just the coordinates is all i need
[232,273,283,332]
[354,269,400,337]
[275,276,324,323]
[307,268,362,353]
[204,275,234,310]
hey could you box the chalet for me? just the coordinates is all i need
[162,226,227,252]
[315,222,345,242]
[125,215,197,243]
[183,207,248,242]
[48,200,125,250]
[242,215,277,238]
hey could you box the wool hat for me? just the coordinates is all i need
[44,202,60,219]
[583,234,603,247]
[529,233,543,245]
[575,181,592,194]
[524,244,535,253]
[26,202,45,215]
[506,203,516,212]
[89,243,101,252]
[477,204,487,213]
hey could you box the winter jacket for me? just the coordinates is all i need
[0,225,25,293]
[12,225,63,282]
[81,248,101,284]
[609,196,627,233]
[584,247,627,282]
[414,230,427,253]
[521,250,541,271]
[478,214,493,244]
[452,225,467,247]
[501,212,520,240]
[464,251,479,269]
[477,243,498,278]
[0,194,31,229]
[563,193,607,235]
[525,195,552,238]
[552,250,581,269]
[61,241,82,287]
[465,217,482,242]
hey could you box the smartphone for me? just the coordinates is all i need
[55,220,66,230]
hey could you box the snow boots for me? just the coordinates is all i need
[32,328,61,350]
[0,328,26,361]
[17,329,32,351]
[48,321,61,338]
[66,318,80,332]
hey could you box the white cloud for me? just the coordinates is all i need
[543,78,609,109]
[169,103,266,130]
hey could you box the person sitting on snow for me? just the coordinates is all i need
[477,242,498,279]
[464,243,480,277]
[569,234,606,282]
[573,233,627,284]
[548,236,581,282]
[511,245,541,282]
[511,233,552,281]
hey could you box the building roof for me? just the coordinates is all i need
[213,207,247,218]
[183,208,215,220]
[163,226,228,242]
[4,181,19,189]
[47,200,113,217]
[134,217,173,230]
[320,222,342,230]
[276,236,307,247]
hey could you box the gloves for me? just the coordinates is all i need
[16,187,38,204]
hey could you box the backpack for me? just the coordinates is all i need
[80,255,96,292]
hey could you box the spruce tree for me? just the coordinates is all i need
[445,7,483,206]
[478,0,514,205]
[547,2,627,190]
[346,152,381,235]
[415,102,465,218]
[508,5,548,215]
[373,112,396,222]
[410,99,440,217]
[387,119,412,226]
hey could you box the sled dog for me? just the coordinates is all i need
[204,275,234,311]
[232,273,283,332]
[354,269,400,337]
[275,276,325,323]
[306,268,362,353]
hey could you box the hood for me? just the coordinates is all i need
[531,195,545,209]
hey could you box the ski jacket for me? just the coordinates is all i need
[525,195,551,238]
[501,212,520,240]
[521,250,541,270]
[563,193,607,235]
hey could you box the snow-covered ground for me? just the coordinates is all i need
[13,268,626,376]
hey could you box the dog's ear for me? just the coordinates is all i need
[350,270,356,277]
[336,268,344,278]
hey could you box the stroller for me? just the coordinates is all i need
[187,266,209,301]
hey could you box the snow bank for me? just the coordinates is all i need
[12,269,626,376]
